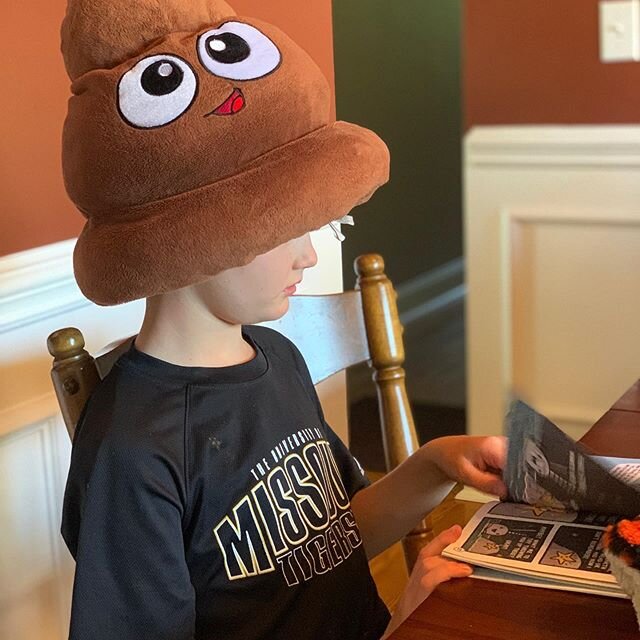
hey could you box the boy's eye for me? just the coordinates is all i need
[197,22,281,81]
[117,54,198,129]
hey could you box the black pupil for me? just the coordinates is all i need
[206,33,250,64]
[141,60,184,96]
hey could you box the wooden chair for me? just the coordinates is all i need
[47,253,458,568]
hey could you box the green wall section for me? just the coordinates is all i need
[332,0,462,286]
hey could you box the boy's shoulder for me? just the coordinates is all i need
[74,349,187,451]
[79,327,297,429]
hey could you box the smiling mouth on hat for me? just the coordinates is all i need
[205,88,246,117]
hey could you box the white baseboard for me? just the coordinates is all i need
[395,257,465,327]
[467,125,640,167]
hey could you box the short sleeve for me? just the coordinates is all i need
[63,433,196,640]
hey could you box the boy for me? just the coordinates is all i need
[59,1,507,638]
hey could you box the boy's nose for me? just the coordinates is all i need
[294,233,318,269]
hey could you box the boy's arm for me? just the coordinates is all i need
[284,338,507,559]
[350,435,507,559]
[65,437,195,640]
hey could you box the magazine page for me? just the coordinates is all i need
[591,455,640,490]
[503,400,640,517]
[443,501,621,590]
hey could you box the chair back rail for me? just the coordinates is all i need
[262,290,369,384]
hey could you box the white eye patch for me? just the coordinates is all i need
[197,21,281,81]
[118,54,198,129]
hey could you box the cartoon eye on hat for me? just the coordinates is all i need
[117,21,281,129]
[118,54,198,128]
[197,22,281,80]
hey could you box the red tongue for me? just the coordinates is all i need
[213,89,245,115]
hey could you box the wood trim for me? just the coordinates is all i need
[467,125,640,167]
[0,393,59,439]
[395,257,465,327]
[0,239,90,334]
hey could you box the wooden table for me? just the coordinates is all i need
[390,381,640,639]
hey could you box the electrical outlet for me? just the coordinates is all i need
[599,0,640,62]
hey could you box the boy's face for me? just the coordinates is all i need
[192,233,318,324]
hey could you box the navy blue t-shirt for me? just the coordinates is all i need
[61,325,390,640]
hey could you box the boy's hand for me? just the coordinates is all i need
[424,435,508,498]
[383,525,471,638]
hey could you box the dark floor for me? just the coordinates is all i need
[347,301,467,472]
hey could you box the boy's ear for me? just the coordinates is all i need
[60,0,236,81]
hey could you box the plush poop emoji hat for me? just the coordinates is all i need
[60,0,390,306]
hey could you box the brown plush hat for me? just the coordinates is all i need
[61,0,390,306]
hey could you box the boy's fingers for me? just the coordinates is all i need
[480,436,508,471]
[447,560,473,579]
[435,524,463,546]
[461,462,508,498]
[423,559,472,579]
[418,525,462,559]
[420,560,472,590]
[422,555,454,571]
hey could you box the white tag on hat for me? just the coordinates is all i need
[327,215,354,242]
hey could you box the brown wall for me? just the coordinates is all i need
[0,1,335,257]
[465,0,640,129]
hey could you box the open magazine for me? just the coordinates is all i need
[443,400,640,598]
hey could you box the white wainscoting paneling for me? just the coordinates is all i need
[0,240,145,438]
[465,126,640,439]
[0,415,73,640]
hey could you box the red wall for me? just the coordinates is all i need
[0,1,335,257]
[465,0,640,128]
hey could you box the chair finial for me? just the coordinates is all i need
[47,327,86,361]
[354,253,384,278]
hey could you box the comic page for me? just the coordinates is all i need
[443,501,623,594]
[443,400,639,596]
[503,400,640,517]
[460,514,552,564]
